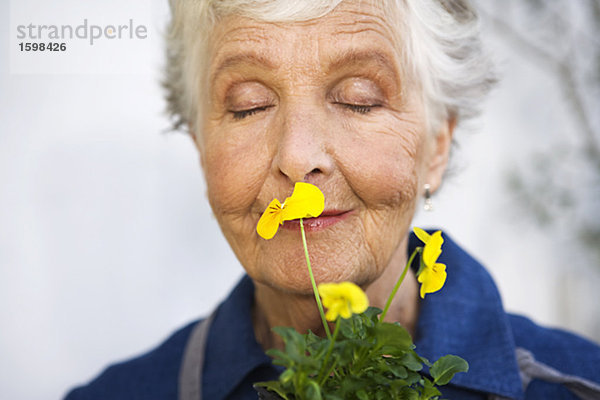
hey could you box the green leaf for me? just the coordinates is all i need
[336,374,366,398]
[388,363,408,378]
[403,370,422,386]
[420,377,441,399]
[305,380,322,400]
[401,350,424,372]
[372,322,413,355]
[273,326,306,356]
[419,355,432,368]
[430,355,469,386]
[305,330,321,345]
[395,386,419,400]
[306,331,329,359]
[266,349,294,367]
[362,306,382,324]
[254,382,290,400]
[339,315,358,339]
[279,369,295,384]
[390,380,420,399]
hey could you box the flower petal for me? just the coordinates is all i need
[318,282,369,320]
[318,283,338,307]
[256,198,283,239]
[417,262,447,298]
[340,282,369,314]
[339,302,353,319]
[281,182,325,221]
[413,227,431,244]
[422,231,444,266]
[429,231,444,247]
[325,307,339,322]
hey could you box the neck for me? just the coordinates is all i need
[364,237,419,336]
[252,236,419,351]
[252,283,329,351]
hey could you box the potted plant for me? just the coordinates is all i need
[253,183,467,400]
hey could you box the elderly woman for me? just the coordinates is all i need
[65,0,600,399]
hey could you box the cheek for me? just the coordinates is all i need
[338,123,424,209]
[202,124,272,216]
[335,120,425,272]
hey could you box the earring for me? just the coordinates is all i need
[423,184,433,211]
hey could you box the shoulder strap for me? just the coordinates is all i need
[514,347,600,399]
[489,347,600,400]
[178,312,216,400]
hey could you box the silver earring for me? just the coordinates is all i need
[423,184,433,211]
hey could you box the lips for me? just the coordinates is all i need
[281,210,352,232]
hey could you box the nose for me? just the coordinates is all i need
[273,105,334,184]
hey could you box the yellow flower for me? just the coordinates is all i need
[318,282,369,321]
[413,227,447,299]
[256,182,325,240]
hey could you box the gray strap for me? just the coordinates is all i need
[515,347,600,400]
[488,347,600,400]
[179,312,216,400]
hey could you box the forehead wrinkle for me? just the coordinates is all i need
[332,22,393,39]
[328,12,400,65]
[331,2,394,33]
[213,16,271,42]
[329,4,401,59]
[330,15,398,51]
[208,4,405,95]
[209,19,275,77]
[339,8,390,25]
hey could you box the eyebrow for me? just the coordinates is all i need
[326,49,399,76]
[209,48,400,85]
[210,52,278,83]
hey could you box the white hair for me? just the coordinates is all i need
[163,0,496,134]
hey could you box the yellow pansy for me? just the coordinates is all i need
[257,182,325,240]
[318,282,369,321]
[413,227,447,299]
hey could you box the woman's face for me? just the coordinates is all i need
[197,0,452,294]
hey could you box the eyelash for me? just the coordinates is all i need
[230,103,378,120]
[231,106,271,120]
[340,104,377,114]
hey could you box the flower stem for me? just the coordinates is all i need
[380,247,421,322]
[318,318,341,385]
[300,218,332,340]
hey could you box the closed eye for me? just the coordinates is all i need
[338,103,380,114]
[231,106,272,120]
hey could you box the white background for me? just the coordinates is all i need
[1,1,599,399]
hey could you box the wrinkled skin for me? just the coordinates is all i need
[195,0,453,347]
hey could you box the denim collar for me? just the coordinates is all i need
[204,231,524,399]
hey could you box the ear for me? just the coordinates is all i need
[425,117,456,193]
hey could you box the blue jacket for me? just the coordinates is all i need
[64,232,600,399]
